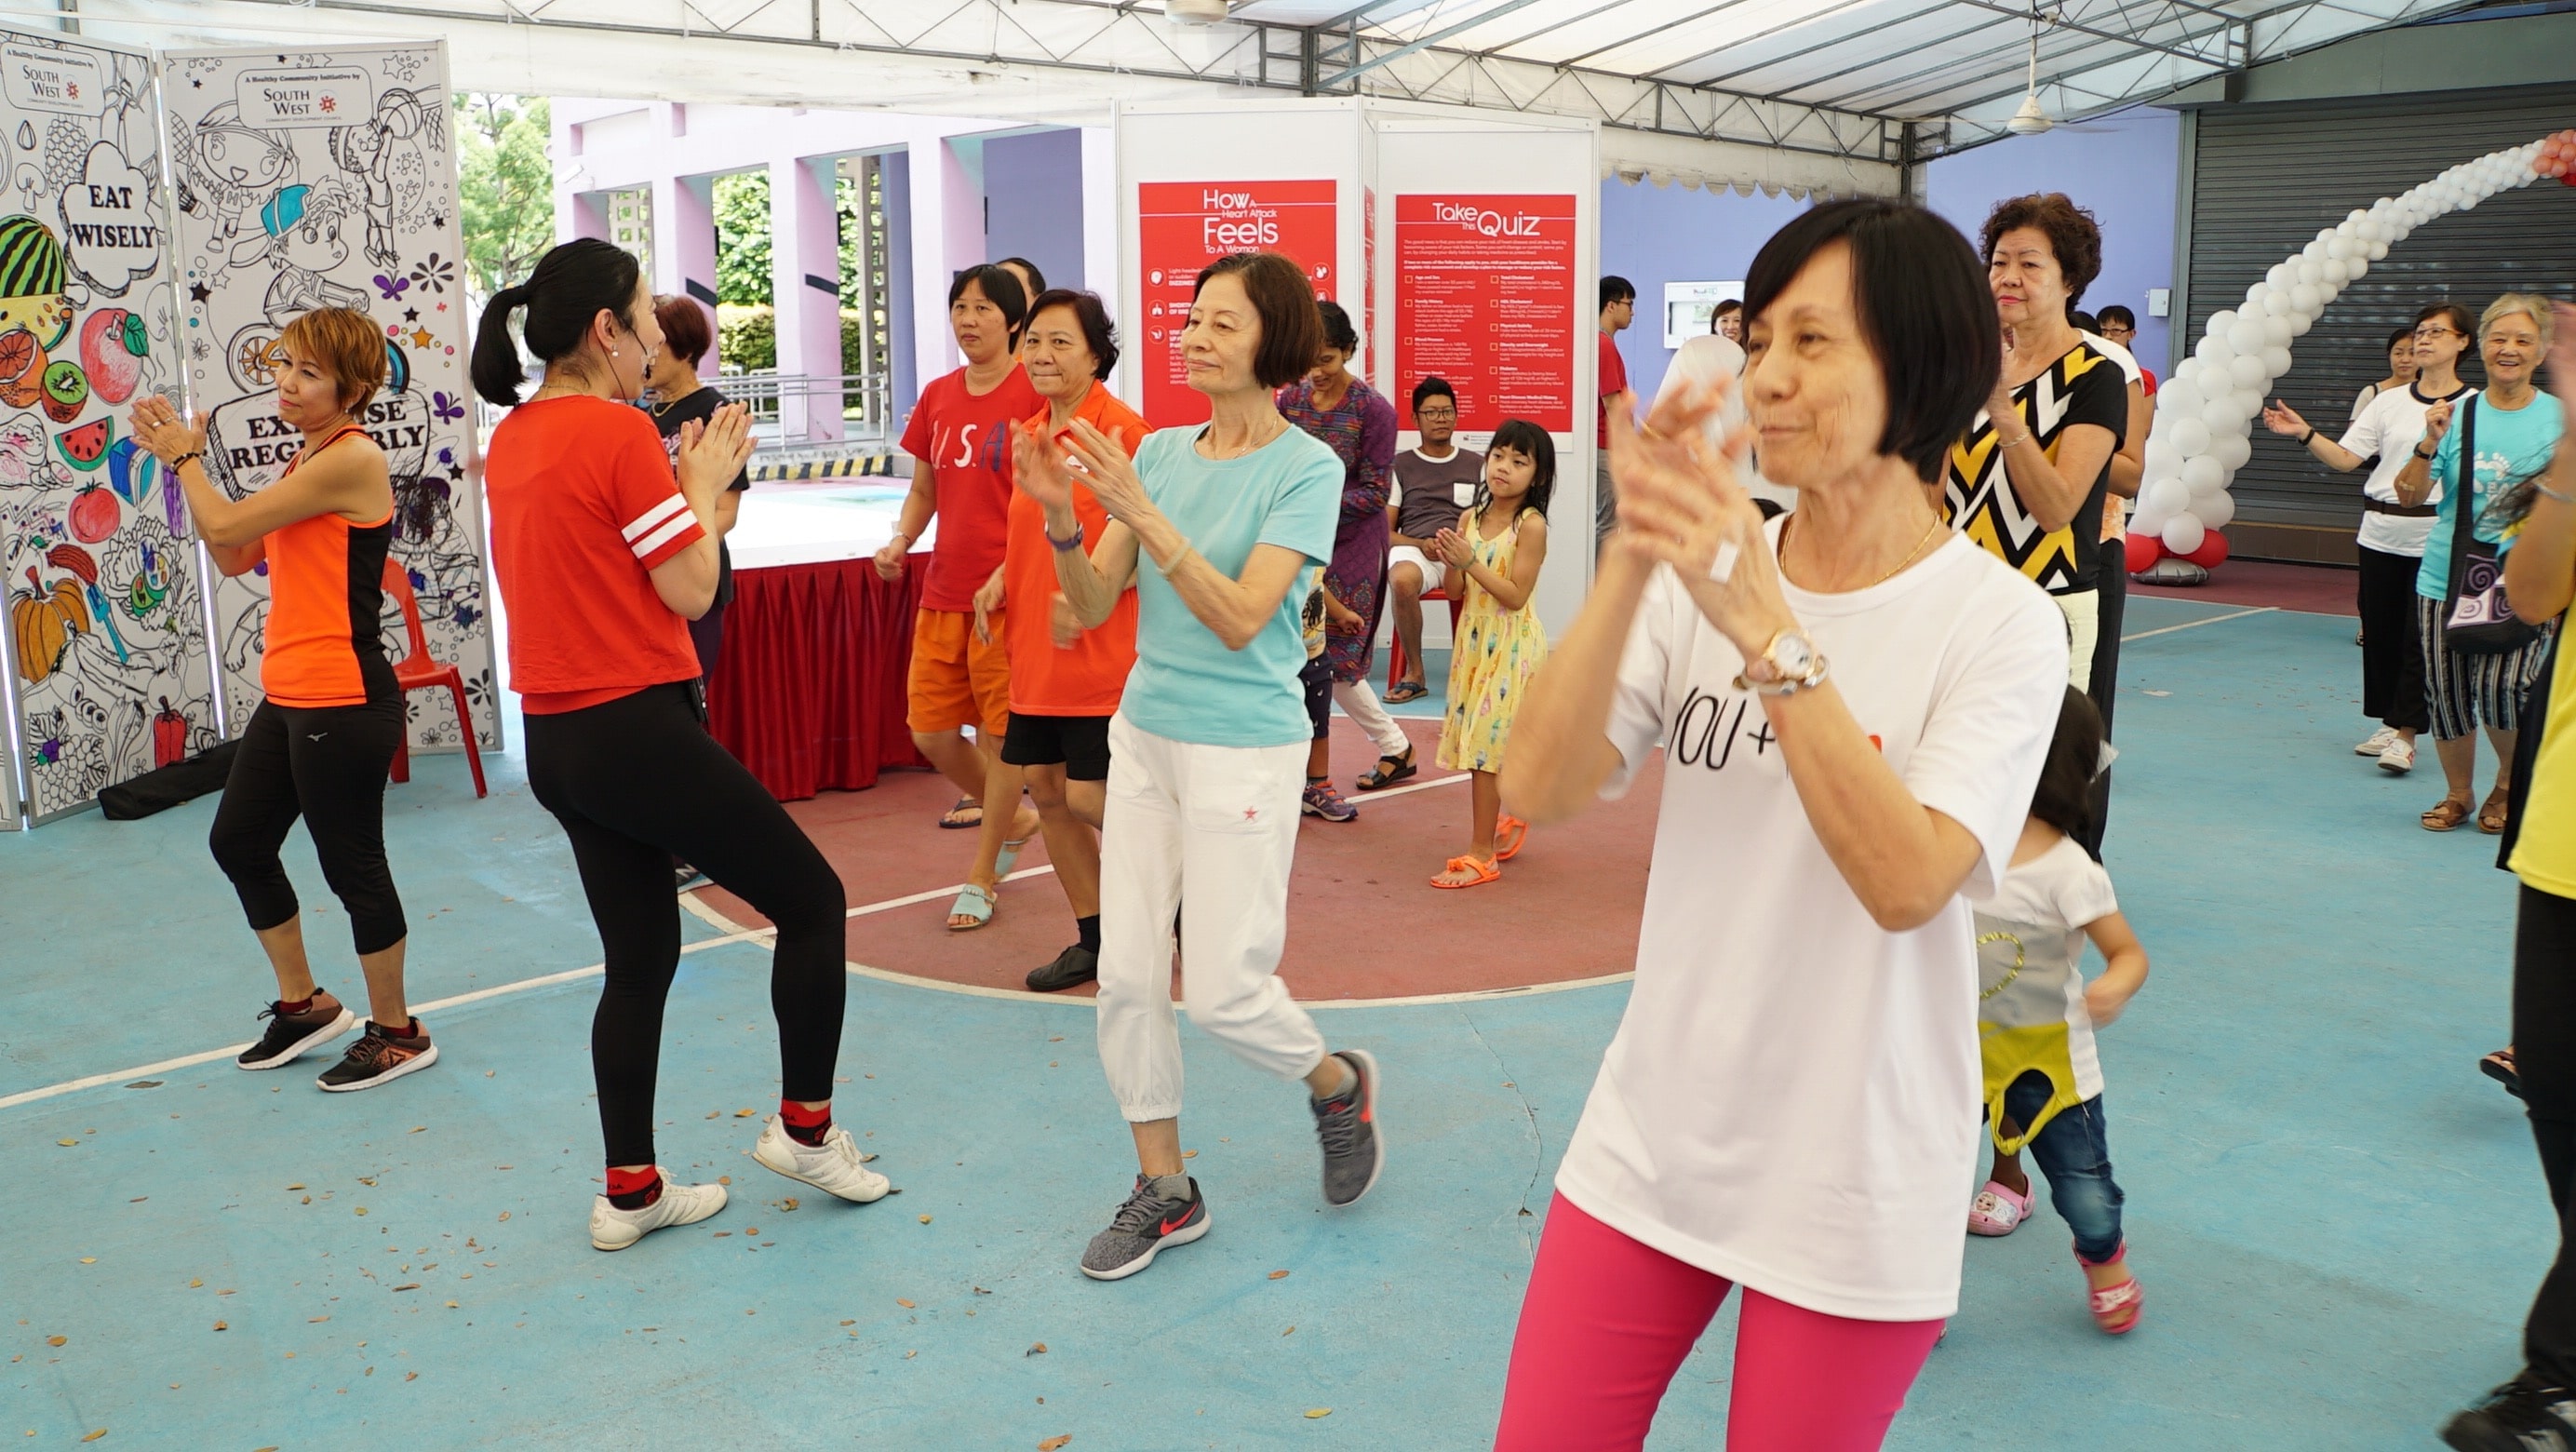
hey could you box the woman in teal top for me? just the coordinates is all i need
[2395,293,2562,836]
[1013,251,1387,1284]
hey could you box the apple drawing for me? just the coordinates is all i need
[79,308,146,405]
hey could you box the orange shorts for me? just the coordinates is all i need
[907,607,1012,739]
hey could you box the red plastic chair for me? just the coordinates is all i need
[382,558,488,799]
[1386,586,1467,696]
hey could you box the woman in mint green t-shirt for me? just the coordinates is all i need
[2395,293,2562,836]
[1012,251,1387,1284]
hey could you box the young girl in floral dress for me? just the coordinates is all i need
[1432,420,1553,887]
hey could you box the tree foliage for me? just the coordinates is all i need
[713,168,771,307]
[451,94,555,305]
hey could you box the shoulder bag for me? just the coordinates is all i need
[2444,396,2544,655]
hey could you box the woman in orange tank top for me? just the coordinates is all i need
[129,306,436,1095]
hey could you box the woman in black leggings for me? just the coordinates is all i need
[472,238,886,1251]
[130,306,431,1094]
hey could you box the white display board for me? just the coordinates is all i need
[164,43,494,752]
[0,26,204,826]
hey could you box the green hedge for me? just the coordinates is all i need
[717,303,876,378]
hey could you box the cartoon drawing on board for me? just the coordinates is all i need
[166,44,491,754]
[0,27,209,822]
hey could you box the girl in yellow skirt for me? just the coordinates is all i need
[1431,420,1553,887]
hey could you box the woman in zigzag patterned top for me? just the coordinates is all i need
[1942,193,2129,692]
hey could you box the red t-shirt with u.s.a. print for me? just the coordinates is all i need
[900,364,1044,612]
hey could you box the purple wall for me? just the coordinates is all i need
[984,128,1087,293]
[1925,109,2181,373]
[1598,180,1813,407]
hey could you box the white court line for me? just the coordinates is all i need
[2122,605,2277,643]
[1,773,1502,1113]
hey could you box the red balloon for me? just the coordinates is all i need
[2123,532,2165,574]
[2182,530,2231,569]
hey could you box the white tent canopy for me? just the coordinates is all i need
[47,0,2490,191]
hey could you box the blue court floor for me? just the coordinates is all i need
[0,594,2549,1449]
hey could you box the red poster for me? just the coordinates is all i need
[1137,180,1337,426]
[1393,194,1577,434]
[1362,185,1377,379]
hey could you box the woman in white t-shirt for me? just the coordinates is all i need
[2261,302,2474,776]
[1492,200,2067,1451]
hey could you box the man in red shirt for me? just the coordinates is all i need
[883,264,1045,930]
[1596,275,1634,549]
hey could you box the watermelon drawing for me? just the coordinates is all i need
[55,416,108,471]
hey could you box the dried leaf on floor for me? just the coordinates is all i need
[973,1286,991,1296]
[286,1184,305,1190]
[1268,1270,1290,1280]
[308,1316,329,1324]
[404,1372,418,1382]
[839,1320,855,1326]
[187,1279,202,1288]
[918,1215,932,1224]
[80,1431,104,1442]
[1040,1437,1072,1450]
[46,1336,65,1347]
[779,1198,799,1212]
[1181,1150,1197,1159]
[124,1081,161,1090]
[77,1257,94,1265]
[392,1284,421,1293]
[895,1298,915,1309]
[1282,1326,1295,1336]
[211,1322,226,1332]
[1027,1342,1047,1356]
[1305,1409,1332,1419]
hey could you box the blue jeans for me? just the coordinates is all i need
[2000,1072,2127,1263]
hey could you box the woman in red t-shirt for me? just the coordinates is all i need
[130,307,429,1094]
[472,238,887,1252]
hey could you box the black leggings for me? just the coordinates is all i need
[209,697,408,956]
[2516,884,2576,1385]
[2081,561,2126,855]
[524,682,849,1168]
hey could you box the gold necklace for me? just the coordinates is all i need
[649,384,706,418]
[1782,510,1943,592]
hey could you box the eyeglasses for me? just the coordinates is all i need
[2415,326,2463,341]
[1415,406,1456,419]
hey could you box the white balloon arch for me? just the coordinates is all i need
[2126,128,2574,573]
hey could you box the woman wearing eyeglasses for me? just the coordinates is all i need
[2262,302,2476,778]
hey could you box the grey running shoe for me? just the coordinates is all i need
[1026,944,1098,992]
[1080,1175,1209,1282]
[1310,1049,1383,1207]
[2443,1377,2576,1451]
[237,995,356,1069]
[315,1019,437,1092]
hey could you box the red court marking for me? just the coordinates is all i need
[694,718,1661,1000]
[2133,558,2355,616]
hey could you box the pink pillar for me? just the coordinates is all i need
[771,155,846,443]
[656,172,719,357]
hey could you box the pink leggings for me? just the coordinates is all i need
[1494,1195,1945,1452]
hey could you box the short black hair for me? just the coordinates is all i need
[1025,288,1120,380]
[2415,301,2476,340]
[949,264,1030,345]
[1601,276,1635,309]
[2097,304,2137,330]
[1481,418,1556,521]
[1412,377,1456,414]
[1195,252,1324,391]
[2031,686,2106,841]
[1742,198,1999,484]
[997,256,1047,297]
[2387,323,2419,352]
[1316,299,1359,356]
[2068,308,2099,333]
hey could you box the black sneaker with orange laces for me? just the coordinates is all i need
[316,1018,439,1093]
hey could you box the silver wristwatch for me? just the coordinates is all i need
[1734,627,1829,695]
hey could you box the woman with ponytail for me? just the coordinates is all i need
[475,239,886,1252]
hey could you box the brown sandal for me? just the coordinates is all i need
[2479,786,2512,836]
[2422,794,2474,832]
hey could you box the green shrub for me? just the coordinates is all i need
[718,302,774,372]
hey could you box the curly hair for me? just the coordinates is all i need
[1979,193,2103,306]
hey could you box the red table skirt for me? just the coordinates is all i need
[708,556,931,801]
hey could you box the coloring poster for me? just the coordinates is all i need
[0,26,206,826]
[163,43,494,752]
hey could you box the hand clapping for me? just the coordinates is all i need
[676,402,754,499]
[127,395,208,468]
[1608,375,1791,655]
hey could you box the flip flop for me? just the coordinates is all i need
[947,881,997,932]
[2422,794,2473,832]
[2479,786,2512,836]
[1431,854,1500,889]
[1384,680,1429,705]
[2483,1047,2525,1099]
[1356,745,1417,791]
[1493,814,1529,862]
[938,797,983,829]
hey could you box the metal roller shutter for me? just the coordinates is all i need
[2185,82,2576,537]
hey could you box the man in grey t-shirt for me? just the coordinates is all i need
[1386,377,1485,703]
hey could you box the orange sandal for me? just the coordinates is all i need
[2422,794,2474,832]
[2479,786,2512,836]
[1431,854,1500,889]
[2078,1242,2143,1335]
[1493,814,1529,862]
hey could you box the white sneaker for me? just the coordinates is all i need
[2380,737,2417,774]
[2355,725,2399,757]
[589,1171,727,1251]
[752,1116,891,1203]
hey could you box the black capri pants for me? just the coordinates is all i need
[524,681,850,1169]
[209,697,409,956]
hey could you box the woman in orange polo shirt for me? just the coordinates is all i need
[993,289,1150,992]
[129,307,433,1094]
[473,238,886,1252]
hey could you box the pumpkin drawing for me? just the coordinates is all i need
[10,565,87,683]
